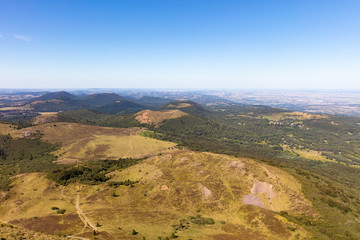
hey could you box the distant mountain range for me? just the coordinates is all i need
[0,91,236,124]
[22,91,176,114]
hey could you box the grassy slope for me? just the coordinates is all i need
[261,112,327,121]
[1,151,313,240]
[0,123,18,135]
[150,106,360,239]
[32,112,59,125]
[0,173,82,236]
[11,122,176,163]
[54,134,176,163]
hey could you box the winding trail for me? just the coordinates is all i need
[75,184,98,232]
[67,236,89,240]
[60,184,98,240]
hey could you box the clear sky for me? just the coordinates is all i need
[0,0,359,89]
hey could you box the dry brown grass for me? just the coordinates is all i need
[0,222,67,240]
[263,112,326,121]
[32,112,59,125]
[0,123,18,135]
[0,106,30,111]
[166,103,192,108]
[281,144,336,163]
[135,109,188,125]
[14,122,176,163]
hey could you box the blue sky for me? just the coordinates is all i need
[0,0,359,89]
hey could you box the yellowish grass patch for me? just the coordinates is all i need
[0,123,18,136]
[263,112,326,121]
[281,145,336,163]
[135,109,188,125]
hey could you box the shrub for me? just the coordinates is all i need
[188,215,215,225]
[56,209,66,214]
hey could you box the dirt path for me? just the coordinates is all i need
[60,184,97,239]
[60,185,68,199]
[67,236,90,240]
[75,185,98,232]
[123,135,134,158]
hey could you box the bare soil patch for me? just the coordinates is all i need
[242,195,264,208]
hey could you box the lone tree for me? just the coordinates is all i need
[132,229,138,235]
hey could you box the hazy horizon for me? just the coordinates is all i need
[3,88,360,92]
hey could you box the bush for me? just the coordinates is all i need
[108,179,139,187]
[188,215,215,225]
[56,209,66,214]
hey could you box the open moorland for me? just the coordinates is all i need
[13,123,176,163]
[1,151,312,240]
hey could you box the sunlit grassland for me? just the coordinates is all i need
[0,151,311,239]
[6,122,176,163]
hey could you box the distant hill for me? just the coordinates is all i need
[26,92,145,113]
[30,91,78,102]
[28,96,82,112]
[96,100,147,114]
[79,93,126,107]
[136,96,173,109]
[187,94,237,106]
[24,91,81,112]
[162,100,210,117]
